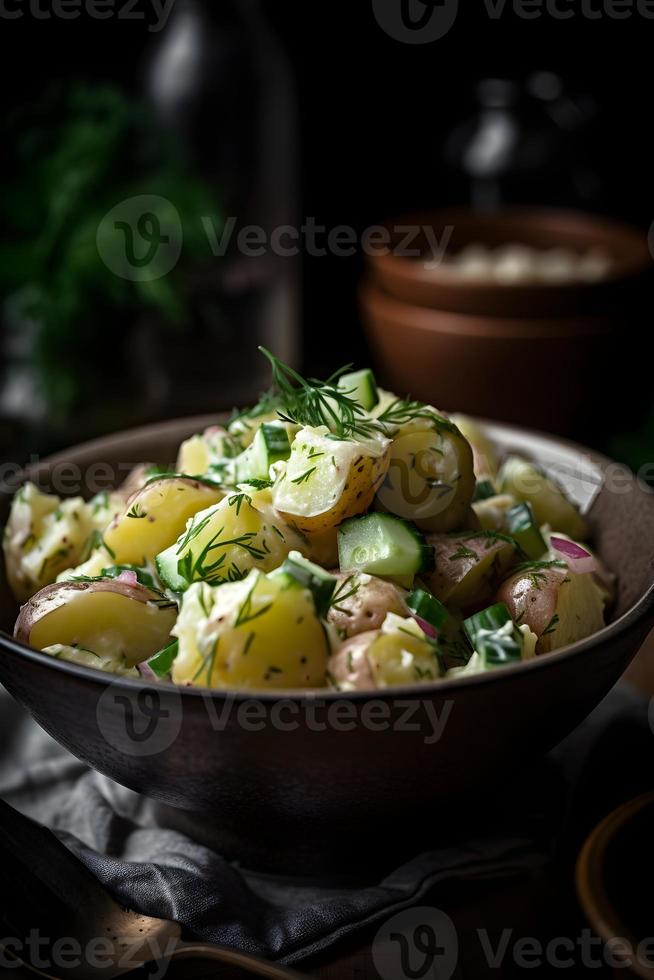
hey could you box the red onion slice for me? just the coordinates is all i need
[116,570,139,586]
[412,614,437,639]
[137,661,158,681]
[550,536,598,574]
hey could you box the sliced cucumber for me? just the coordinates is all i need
[234,423,291,482]
[464,602,523,667]
[280,551,337,618]
[505,502,546,561]
[337,513,434,578]
[338,368,379,411]
[406,588,450,631]
[147,638,179,678]
[472,479,496,502]
[156,545,187,593]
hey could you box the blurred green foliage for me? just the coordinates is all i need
[0,83,220,419]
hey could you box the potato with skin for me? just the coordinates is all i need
[328,614,441,691]
[172,570,329,689]
[421,532,516,609]
[376,419,475,533]
[15,580,177,667]
[328,632,378,690]
[273,426,390,535]
[102,478,224,566]
[497,563,606,654]
[3,484,94,602]
[327,571,408,639]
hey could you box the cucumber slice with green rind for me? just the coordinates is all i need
[147,638,179,677]
[234,423,291,482]
[505,502,547,561]
[472,479,496,502]
[406,588,450,631]
[464,602,522,667]
[337,513,434,577]
[338,369,379,411]
[155,546,188,593]
[280,551,337,618]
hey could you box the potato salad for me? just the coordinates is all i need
[4,349,613,691]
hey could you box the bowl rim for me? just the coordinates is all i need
[1,414,653,703]
[576,791,654,978]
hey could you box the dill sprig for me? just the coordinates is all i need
[258,348,461,442]
[259,346,374,440]
[376,398,457,434]
[329,574,361,614]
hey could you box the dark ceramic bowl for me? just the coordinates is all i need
[1,417,653,871]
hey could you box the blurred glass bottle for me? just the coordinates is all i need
[142,0,299,412]
[443,72,602,210]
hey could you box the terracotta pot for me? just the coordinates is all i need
[369,207,651,317]
[360,281,615,432]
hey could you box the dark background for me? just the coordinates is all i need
[0,0,652,456]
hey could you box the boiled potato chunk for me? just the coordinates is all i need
[172,570,329,689]
[422,532,516,609]
[377,420,474,533]
[450,415,499,480]
[102,478,224,566]
[472,493,517,531]
[156,487,305,591]
[499,456,588,541]
[328,613,440,691]
[176,426,239,476]
[327,571,408,639]
[43,644,138,676]
[272,426,390,534]
[3,484,93,601]
[497,563,606,654]
[15,580,177,667]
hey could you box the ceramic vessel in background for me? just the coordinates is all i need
[362,207,652,437]
[577,792,654,978]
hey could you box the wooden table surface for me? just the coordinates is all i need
[3,630,653,980]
